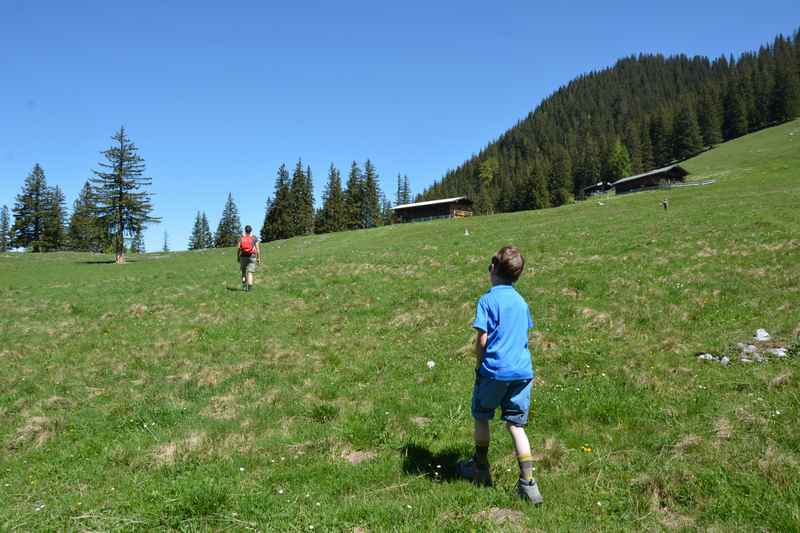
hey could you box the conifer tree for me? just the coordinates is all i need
[260,197,273,243]
[317,163,347,234]
[12,164,49,252]
[263,164,294,242]
[188,211,205,250]
[91,127,159,263]
[214,193,242,247]
[607,139,633,181]
[343,161,364,229]
[697,90,723,146]
[0,205,10,252]
[639,121,655,171]
[67,181,105,252]
[672,105,704,160]
[162,231,169,252]
[548,147,573,206]
[525,158,551,210]
[395,174,412,205]
[649,112,674,167]
[723,82,749,139]
[289,159,315,236]
[130,227,145,253]
[770,52,800,122]
[623,123,643,174]
[41,185,67,251]
[201,212,213,248]
[361,159,382,228]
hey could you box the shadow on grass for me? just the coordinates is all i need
[400,443,464,483]
[225,286,243,292]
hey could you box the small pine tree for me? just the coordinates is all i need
[67,181,105,252]
[263,164,294,242]
[361,160,381,228]
[12,164,49,252]
[672,105,704,160]
[91,127,159,263]
[289,159,314,236]
[162,231,169,252]
[130,227,145,253]
[41,185,67,251]
[723,82,749,139]
[0,205,10,252]
[607,138,633,182]
[343,161,364,229]
[214,193,243,247]
[201,212,213,248]
[188,211,204,250]
[317,163,347,234]
[548,147,573,206]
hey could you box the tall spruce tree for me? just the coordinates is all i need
[188,211,205,250]
[130,227,145,253]
[91,127,159,263]
[316,163,346,234]
[214,193,242,247]
[672,105,704,160]
[67,181,105,252]
[162,231,169,252]
[343,161,364,229]
[0,205,10,252]
[548,147,573,206]
[12,164,49,252]
[607,139,633,181]
[201,212,213,248]
[723,82,749,139]
[361,159,382,228]
[41,185,67,251]
[263,164,294,242]
[697,90,723,146]
[289,159,314,236]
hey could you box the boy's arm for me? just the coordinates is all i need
[474,329,487,369]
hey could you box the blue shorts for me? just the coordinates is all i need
[471,373,532,426]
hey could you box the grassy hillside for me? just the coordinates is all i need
[1,120,799,531]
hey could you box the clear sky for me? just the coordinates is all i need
[1,1,797,251]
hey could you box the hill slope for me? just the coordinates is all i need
[1,121,799,530]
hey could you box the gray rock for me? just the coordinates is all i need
[720,356,730,366]
[742,344,759,354]
[753,354,765,363]
[698,353,717,361]
[767,348,788,358]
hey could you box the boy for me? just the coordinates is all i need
[457,245,543,505]
[236,225,261,292]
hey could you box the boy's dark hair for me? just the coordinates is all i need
[492,245,525,283]
[244,225,252,234]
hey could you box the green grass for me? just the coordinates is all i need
[2,120,800,531]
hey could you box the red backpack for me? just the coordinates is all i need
[239,235,256,255]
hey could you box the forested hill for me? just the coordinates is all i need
[418,30,800,213]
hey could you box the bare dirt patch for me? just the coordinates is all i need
[531,437,565,471]
[757,445,799,487]
[472,507,525,529]
[128,303,148,317]
[9,416,56,450]
[202,394,239,420]
[769,370,792,388]
[153,431,207,466]
[672,434,703,456]
[341,449,377,465]
[410,416,431,427]
[713,418,732,441]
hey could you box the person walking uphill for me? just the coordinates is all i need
[237,225,261,292]
[457,245,543,505]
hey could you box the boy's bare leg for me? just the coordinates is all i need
[246,272,254,287]
[506,423,534,480]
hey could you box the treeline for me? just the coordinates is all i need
[418,31,800,213]
[188,160,413,249]
[2,127,158,262]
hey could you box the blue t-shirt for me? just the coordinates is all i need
[473,284,534,381]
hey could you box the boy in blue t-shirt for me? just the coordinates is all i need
[457,245,543,505]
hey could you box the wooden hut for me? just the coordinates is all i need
[391,196,473,223]
[610,165,689,194]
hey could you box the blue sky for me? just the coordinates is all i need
[1,1,797,251]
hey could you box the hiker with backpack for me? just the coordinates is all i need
[237,225,261,292]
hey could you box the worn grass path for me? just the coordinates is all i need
[1,120,799,531]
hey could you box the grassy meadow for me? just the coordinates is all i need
[1,120,800,531]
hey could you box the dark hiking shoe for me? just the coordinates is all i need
[456,457,492,487]
[516,478,543,505]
